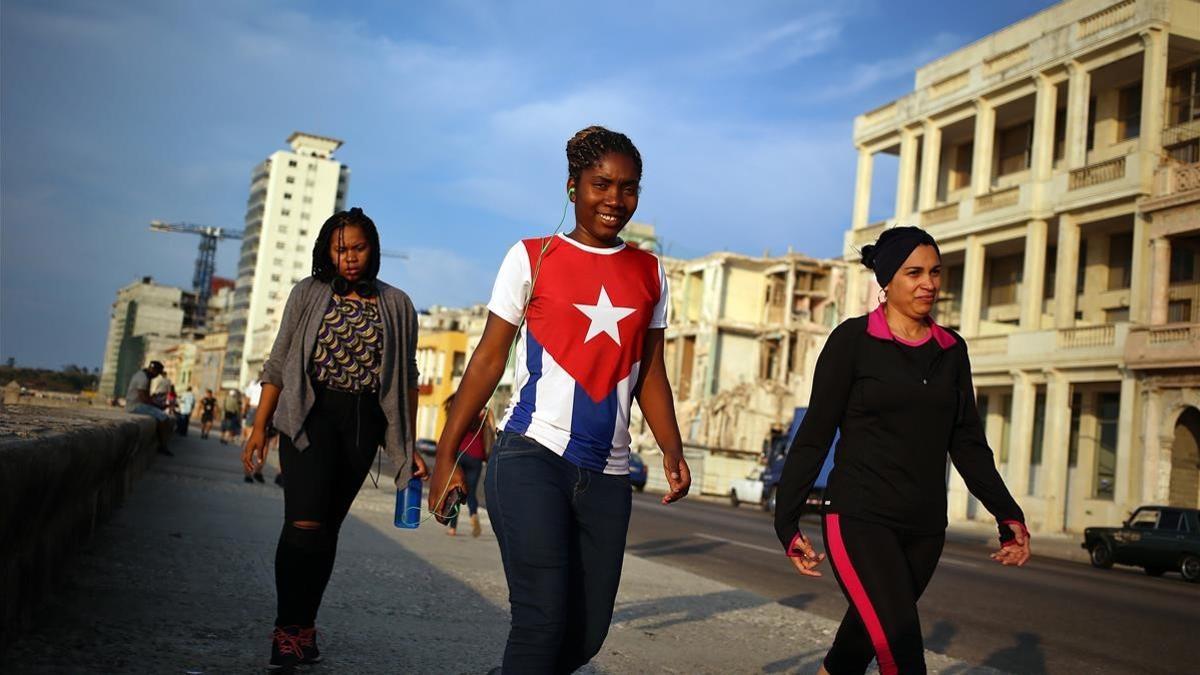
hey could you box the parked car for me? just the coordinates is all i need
[1082,505,1200,582]
[729,468,764,508]
[415,438,437,457]
[628,453,647,492]
[759,407,837,513]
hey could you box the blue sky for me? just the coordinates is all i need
[1,0,1057,369]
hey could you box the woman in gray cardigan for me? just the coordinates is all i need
[242,207,427,671]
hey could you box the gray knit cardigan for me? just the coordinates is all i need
[261,277,420,485]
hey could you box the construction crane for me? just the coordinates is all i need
[150,220,409,331]
[150,220,244,331]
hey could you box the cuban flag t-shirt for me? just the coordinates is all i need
[487,233,668,475]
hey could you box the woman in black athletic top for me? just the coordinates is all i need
[774,226,1031,675]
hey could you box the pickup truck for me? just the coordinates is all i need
[1082,505,1200,582]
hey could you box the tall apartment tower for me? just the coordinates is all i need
[223,132,349,386]
[842,0,1200,533]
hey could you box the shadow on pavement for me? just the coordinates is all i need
[611,589,768,632]
[924,618,959,654]
[2,431,510,673]
[980,631,1047,675]
[777,593,819,610]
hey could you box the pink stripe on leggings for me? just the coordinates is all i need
[824,513,898,675]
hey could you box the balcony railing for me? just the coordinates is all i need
[1148,324,1200,344]
[975,186,1020,213]
[1163,119,1200,147]
[922,202,959,226]
[1173,162,1200,194]
[1125,323,1200,369]
[1069,157,1126,190]
[970,334,1009,355]
[1057,324,1115,349]
[1077,0,1135,38]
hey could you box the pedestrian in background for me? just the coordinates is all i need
[124,360,173,456]
[220,387,242,446]
[241,207,428,671]
[243,377,262,443]
[431,126,691,674]
[774,226,1032,675]
[199,389,217,439]
[177,386,196,436]
[441,393,494,538]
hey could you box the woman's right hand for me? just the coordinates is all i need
[427,462,468,522]
[787,532,826,578]
[242,427,267,474]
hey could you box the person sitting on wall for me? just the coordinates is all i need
[125,360,174,456]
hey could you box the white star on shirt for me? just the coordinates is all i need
[574,286,636,346]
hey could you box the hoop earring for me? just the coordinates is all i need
[877,288,888,304]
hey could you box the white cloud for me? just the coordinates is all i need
[810,32,964,101]
[721,13,844,70]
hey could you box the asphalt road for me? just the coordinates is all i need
[624,491,1197,674]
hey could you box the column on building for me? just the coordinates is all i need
[1113,372,1141,509]
[918,121,942,211]
[1139,28,1169,159]
[852,146,874,230]
[971,99,996,197]
[1065,62,1092,169]
[1129,212,1152,324]
[947,468,971,521]
[1040,370,1072,532]
[1139,385,1165,504]
[960,236,985,337]
[1030,73,1059,190]
[1021,219,1049,330]
[1150,236,1172,325]
[1006,371,1037,498]
[894,128,919,221]
[1054,215,1081,329]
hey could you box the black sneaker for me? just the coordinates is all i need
[244,475,255,484]
[298,627,322,665]
[157,447,175,456]
[254,472,266,484]
[268,625,305,671]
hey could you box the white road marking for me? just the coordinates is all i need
[940,557,981,569]
[692,532,785,555]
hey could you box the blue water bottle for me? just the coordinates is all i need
[395,477,423,529]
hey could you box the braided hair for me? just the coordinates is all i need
[566,126,643,182]
[311,207,381,282]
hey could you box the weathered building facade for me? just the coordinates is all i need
[843,0,1200,532]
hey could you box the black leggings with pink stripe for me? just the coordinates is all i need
[821,513,945,675]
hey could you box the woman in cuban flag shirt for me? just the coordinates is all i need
[430,126,692,674]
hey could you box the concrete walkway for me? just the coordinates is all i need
[5,431,1005,674]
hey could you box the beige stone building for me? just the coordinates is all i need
[629,251,847,496]
[844,0,1200,533]
[98,277,188,401]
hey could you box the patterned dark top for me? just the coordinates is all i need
[310,296,383,392]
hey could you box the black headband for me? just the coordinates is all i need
[861,227,939,287]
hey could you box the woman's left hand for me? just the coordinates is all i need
[989,522,1031,567]
[412,451,429,480]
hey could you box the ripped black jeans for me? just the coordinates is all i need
[274,386,384,628]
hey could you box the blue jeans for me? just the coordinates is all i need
[485,431,632,674]
[131,403,170,422]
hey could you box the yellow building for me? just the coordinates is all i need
[843,0,1200,533]
[414,329,468,441]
